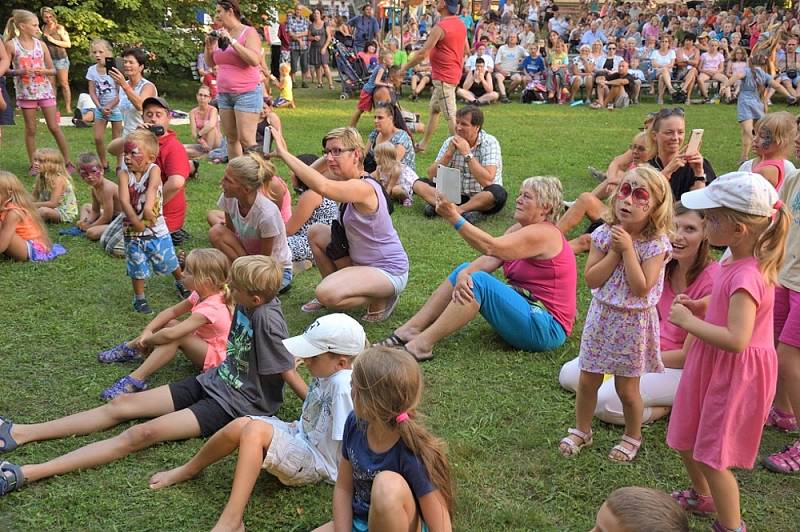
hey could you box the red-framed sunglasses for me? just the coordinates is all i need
[617,182,650,205]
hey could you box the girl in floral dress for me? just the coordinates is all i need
[560,166,673,462]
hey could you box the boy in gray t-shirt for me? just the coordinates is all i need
[0,256,305,498]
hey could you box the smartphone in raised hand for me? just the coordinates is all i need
[686,129,704,155]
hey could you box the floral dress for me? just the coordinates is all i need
[288,196,338,262]
[36,174,79,223]
[579,224,672,377]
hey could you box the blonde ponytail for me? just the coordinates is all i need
[5,10,36,41]
[755,204,790,283]
[227,152,276,190]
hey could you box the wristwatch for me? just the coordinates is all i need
[695,174,707,182]
[463,152,474,162]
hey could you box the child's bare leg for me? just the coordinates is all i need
[22,407,201,484]
[86,224,108,241]
[678,450,712,496]
[132,278,146,297]
[740,119,753,161]
[213,420,275,532]
[366,471,421,532]
[79,203,94,223]
[774,342,800,416]
[560,370,603,451]
[37,206,61,223]
[41,104,71,164]
[698,464,741,530]
[349,109,363,128]
[0,232,30,261]
[94,119,108,167]
[610,375,643,459]
[149,417,251,490]
[390,186,408,200]
[129,335,207,382]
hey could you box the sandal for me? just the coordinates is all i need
[712,520,746,532]
[397,345,433,363]
[608,434,642,462]
[0,461,24,496]
[301,298,326,313]
[559,428,593,457]
[0,417,18,454]
[765,406,798,432]
[98,342,142,363]
[177,249,187,270]
[361,294,399,323]
[763,440,800,474]
[376,333,407,348]
[671,487,716,515]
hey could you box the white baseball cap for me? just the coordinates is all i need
[282,314,367,358]
[680,171,780,217]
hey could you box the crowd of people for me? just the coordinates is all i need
[2,1,800,531]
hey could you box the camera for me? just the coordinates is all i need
[209,30,230,51]
[149,125,165,137]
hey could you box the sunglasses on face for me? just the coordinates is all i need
[617,182,651,205]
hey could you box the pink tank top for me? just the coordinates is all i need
[12,38,55,101]
[502,228,578,335]
[753,158,786,190]
[212,26,262,94]
[271,175,292,223]
[193,106,218,132]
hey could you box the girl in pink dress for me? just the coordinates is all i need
[559,166,673,463]
[667,171,791,532]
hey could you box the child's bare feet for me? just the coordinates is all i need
[148,464,198,490]
[211,517,245,532]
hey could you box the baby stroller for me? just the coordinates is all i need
[331,37,369,99]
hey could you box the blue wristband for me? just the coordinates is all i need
[453,217,466,231]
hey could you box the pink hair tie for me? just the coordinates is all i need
[774,200,784,210]
[395,412,410,424]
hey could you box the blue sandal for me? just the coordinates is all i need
[0,461,24,495]
[0,417,17,454]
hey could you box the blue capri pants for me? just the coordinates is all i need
[447,262,566,352]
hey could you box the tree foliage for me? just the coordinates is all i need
[1,0,294,75]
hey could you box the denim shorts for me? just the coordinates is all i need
[216,84,264,113]
[53,57,70,70]
[125,233,179,280]
[89,107,123,122]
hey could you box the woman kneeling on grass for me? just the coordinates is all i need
[379,176,577,361]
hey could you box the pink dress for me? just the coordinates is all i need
[187,291,233,370]
[657,262,719,351]
[667,257,777,470]
[579,224,672,377]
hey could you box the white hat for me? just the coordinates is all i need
[282,314,367,358]
[680,171,780,217]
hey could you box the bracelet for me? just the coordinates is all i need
[453,217,466,231]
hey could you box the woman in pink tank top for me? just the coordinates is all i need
[185,85,221,158]
[379,176,578,362]
[204,0,264,160]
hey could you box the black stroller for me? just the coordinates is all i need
[330,36,369,99]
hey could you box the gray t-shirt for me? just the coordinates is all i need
[198,300,294,418]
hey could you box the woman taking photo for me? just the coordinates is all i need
[270,125,410,323]
[308,9,334,90]
[204,0,263,159]
[108,47,157,138]
[40,7,71,113]
[379,176,577,361]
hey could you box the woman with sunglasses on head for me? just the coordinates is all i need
[269,126,409,324]
[204,0,264,160]
[646,108,717,200]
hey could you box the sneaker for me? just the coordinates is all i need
[423,204,438,218]
[98,342,142,363]
[175,281,191,299]
[100,375,148,401]
[501,96,511,103]
[766,406,798,432]
[462,211,483,224]
[133,298,152,314]
[763,440,800,474]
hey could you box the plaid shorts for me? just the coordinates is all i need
[100,214,126,257]
[125,233,179,280]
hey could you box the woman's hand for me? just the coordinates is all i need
[610,225,633,253]
[434,192,461,222]
[108,67,126,86]
[685,152,704,175]
[661,153,686,178]
[269,125,289,158]
[452,271,475,305]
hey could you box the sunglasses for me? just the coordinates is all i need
[617,182,651,205]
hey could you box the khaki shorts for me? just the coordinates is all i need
[429,79,457,121]
[249,416,324,486]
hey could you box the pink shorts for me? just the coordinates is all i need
[18,98,56,109]
[774,285,800,348]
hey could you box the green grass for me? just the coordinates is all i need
[1,91,800,531]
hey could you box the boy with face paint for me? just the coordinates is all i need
[76,153,122,241]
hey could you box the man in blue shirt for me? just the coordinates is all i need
[349,5,380,52]
[580,20,607,46]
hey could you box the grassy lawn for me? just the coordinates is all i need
[1,90,799,531]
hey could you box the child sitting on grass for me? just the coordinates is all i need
[0,255,306,498]
[313,347,454,532]
[0,171,65,262]
[269,62,295,109]
[97,248,233,401]
[593,487,688,532]
[372,141,418,207]
[148,313,365,532]
[75,153,121,241]
[31,147,78,224]
[118,129,188,313]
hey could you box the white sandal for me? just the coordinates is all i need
[559,428,593,457]
[608,434,643,463]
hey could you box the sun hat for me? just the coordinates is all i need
[282,314,367,358]
[680,171,780,217]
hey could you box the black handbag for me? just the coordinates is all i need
[325,203,349,261]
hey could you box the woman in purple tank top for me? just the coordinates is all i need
[271,125,410,323]
[378,176,579,361]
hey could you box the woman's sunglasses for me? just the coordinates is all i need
[617,182,650,206]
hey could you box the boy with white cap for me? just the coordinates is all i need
[147,313,367,531]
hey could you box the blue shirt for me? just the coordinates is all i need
[521,55,545,74]
[580,29,608,45]
[349,15,380,50]
[342,412,435,520]
[361,66,383,94]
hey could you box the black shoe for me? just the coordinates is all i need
[409,93,418,101]
[462,211,484,224]
[423,204,438,218]
[175,281,191,300]
[301,81,308,88]
[189,160,200,179]
[132,298,153,314]
[501,96,511,103]
[170,229,191,246]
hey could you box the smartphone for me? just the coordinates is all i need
[262,117,272,155]
[686,129,704,155]
[104,57,115,71]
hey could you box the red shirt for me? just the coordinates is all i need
[430,16,467,85]
[202,72,218,98]
[157,130,190,232]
